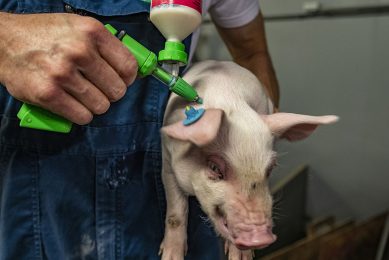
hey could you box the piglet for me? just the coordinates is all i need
[159,61,338,260]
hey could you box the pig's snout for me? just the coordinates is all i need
[233,226,276,250]
[213,200,276,250]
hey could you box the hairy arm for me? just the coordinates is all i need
[214,12,280,109]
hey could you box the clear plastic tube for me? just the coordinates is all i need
[161,62,180,77]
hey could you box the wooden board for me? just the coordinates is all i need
[260,212,388,260]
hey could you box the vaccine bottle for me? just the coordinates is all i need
[150,0,202,76]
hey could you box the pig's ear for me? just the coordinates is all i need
[261,113,339,141]
[161,109,224,147]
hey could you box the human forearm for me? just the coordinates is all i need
[215,12,280,109]
[234,49,280,109]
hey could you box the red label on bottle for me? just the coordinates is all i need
[151,0,202,14]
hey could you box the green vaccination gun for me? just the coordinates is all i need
[17,24,202,133]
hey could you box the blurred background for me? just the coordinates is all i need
[195,0,389,259]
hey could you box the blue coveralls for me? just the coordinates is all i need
[0,1,223,259]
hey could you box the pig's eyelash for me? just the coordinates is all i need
[207,161,224,180]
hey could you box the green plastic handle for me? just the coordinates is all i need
[17,103,72,133]
[105,24,158,77]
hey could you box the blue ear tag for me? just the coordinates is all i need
[183,106,205,126]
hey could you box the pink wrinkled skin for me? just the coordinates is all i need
[159,61,338,260]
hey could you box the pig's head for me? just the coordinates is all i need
[162,108,338,250]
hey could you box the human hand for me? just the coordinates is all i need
[0,12,137,125]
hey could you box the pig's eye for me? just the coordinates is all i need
[207,161,224,180]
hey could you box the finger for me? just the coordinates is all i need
[35,87,93,125]
[10,63,93,125]
[63,71,110,115]
[78,51,127,102]
[94,27,138,86]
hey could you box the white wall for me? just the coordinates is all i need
[195,2,389,222]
